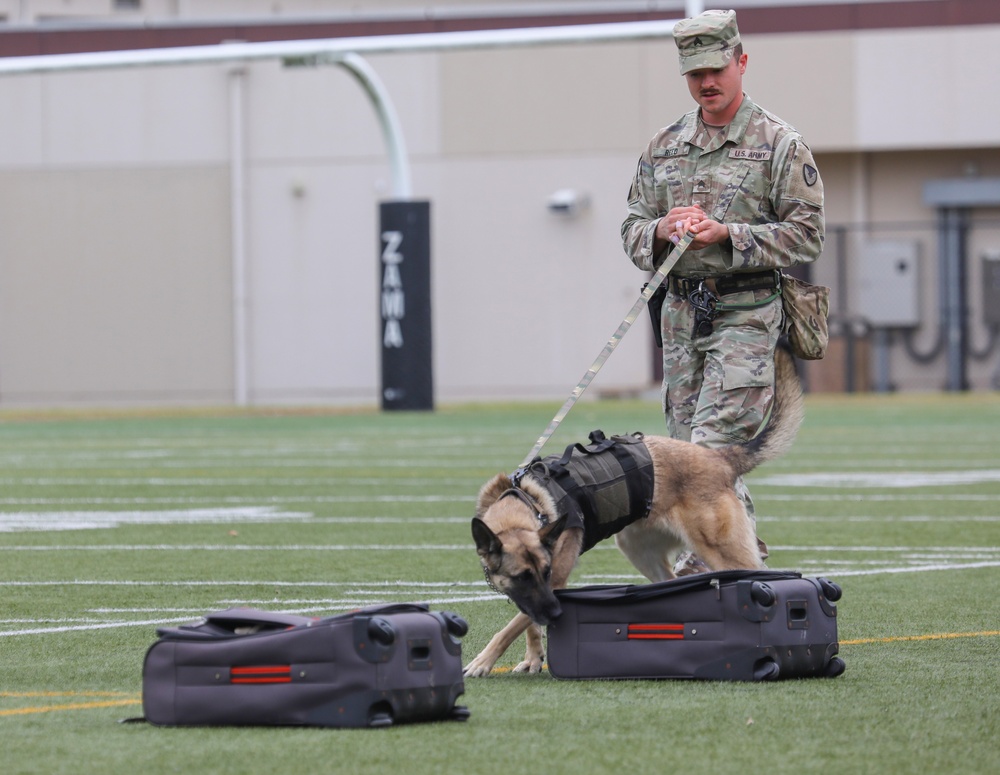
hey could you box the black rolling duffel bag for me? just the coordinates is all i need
[546,570,845,681]
[141,604,471,728]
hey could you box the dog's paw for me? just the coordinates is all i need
[463,656,496,678]
[512,656,545,674]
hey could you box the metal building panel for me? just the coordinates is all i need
[856,240,921,328]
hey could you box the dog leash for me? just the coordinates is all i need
[518,230,697,470]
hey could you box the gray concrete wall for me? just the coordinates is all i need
[1,17,998,405]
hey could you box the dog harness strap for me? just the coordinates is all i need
[604,438,654,526]
[497,488,548,527]
[523,431,655,554]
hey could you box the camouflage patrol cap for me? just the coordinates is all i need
[673,9,741,75]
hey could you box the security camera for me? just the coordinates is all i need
[547,188,591,216]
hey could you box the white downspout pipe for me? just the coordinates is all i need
[228,65,249,406]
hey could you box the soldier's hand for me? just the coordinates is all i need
[685,218,730,250]
[657,206,703,247]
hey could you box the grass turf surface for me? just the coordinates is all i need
[0,394,997,774]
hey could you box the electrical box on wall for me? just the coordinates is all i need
[856,240,921,328]
[983,251,1000,326]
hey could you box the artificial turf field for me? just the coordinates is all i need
[0,394,997,774]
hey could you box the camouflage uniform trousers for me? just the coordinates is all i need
[660,285,782,566]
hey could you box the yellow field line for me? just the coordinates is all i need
[841,630,999,645]
[0,699,141,717]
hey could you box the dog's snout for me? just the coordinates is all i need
[534,600,562,626]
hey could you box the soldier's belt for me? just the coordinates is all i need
[670,269,779,298]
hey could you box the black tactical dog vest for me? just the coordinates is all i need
[514,430,655,553]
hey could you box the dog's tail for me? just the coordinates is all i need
[719,339,805,478]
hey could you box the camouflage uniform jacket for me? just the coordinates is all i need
[621,94,825,277]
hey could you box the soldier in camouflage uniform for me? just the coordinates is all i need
[621,9,825,574]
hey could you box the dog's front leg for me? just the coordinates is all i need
[463,612,533,677]
[511,527,584,675]
[512,623,545,673]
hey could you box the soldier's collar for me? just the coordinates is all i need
[724,92,755,145]
[684,93,754,148]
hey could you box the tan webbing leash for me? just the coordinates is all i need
[517,230,696,470]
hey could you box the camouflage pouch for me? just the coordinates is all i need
[780,274,830,360]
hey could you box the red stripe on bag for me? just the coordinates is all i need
[627,623,685,640]
[231,665,292,684]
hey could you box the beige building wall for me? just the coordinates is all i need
[1,17,999,405]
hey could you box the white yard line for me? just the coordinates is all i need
[755,470,1000,487]
[753,494,1000,501]
[770,545,1000,553]
[580,560,1000,582]
[759,515,1000,522]
[0,579,489,587]
[0,544,471,551]
[0,507,312,532]
[822,561,1000,576]
[0,595,499,637]
[0,476,478,486]
[0,494,995,507]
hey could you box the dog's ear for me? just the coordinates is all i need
[538,515,568,550]
[475,473,513,519]
[471,517,502,558]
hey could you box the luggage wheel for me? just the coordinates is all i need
[749,581,777,607]
[824,657,847,678]
[817,578,842,602]
[368,711,394,728]
[441,611,469,638]
[367,701,395,728]
[753,659,781,681]
[367,617,396,646]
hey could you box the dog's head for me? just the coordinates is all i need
[472,473,567,625]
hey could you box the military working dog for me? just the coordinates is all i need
[465,342,804,677]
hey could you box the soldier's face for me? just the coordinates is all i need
[685,53,747,125]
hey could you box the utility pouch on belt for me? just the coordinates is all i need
[780,274,830,360]
[644,282,668,348]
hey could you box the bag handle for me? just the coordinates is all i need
[316,602,429,625]
[554,570,803,604]
[155,607,314,639]
[202,608,313,628]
